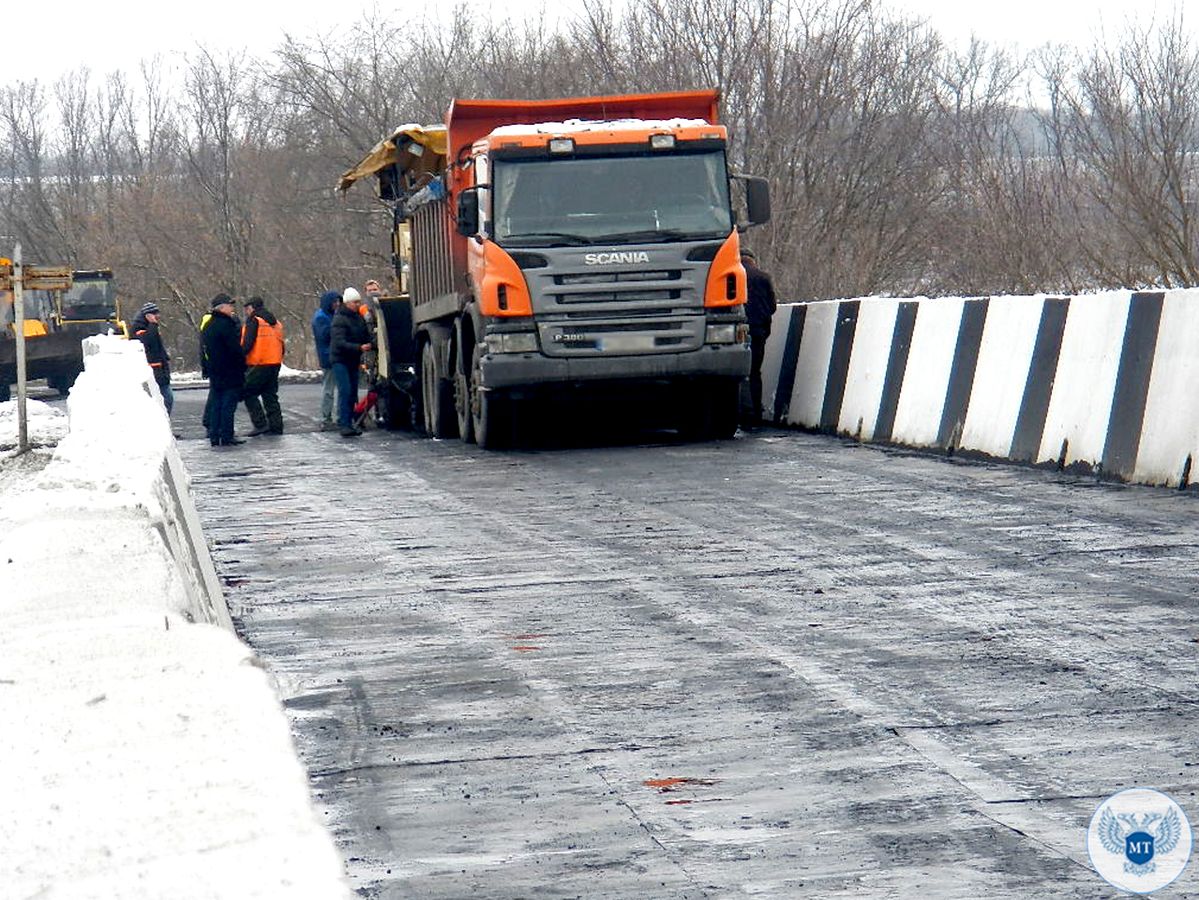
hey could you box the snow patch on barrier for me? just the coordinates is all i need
[0,335,349,898]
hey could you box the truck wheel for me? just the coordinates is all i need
[421,341,458,439]
[680,380,740,441]
[470,342,511,450]
[375,382,412,431]
[454,360,475,444]
[707,379,741,439]
[48,374,74,396]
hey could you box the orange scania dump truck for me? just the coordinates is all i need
[338,90,771,448]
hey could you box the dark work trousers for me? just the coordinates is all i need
[207,386,241,445]
[332,361,360,428]
[243,365,283,433]
[156,379,175,415]
[747,326,770,424]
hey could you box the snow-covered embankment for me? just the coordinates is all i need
[0,336,348,897]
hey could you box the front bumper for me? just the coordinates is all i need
[479,343,750,391]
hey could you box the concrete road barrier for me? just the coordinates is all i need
[761,290,1199,489]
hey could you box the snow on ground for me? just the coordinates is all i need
[0,336,348,898]
[0,397,70,458]
[171,363,322,387]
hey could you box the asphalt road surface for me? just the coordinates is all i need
[176,383,1199,898]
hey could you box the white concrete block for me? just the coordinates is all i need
[891,298,964,448]
[838,298,900,441]
[784,300,839,427]
[1037,291,1130,468]
[761,304,797,421]
[959,295,1045,458]
[1133,289,1199,486]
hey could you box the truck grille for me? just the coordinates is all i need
[542,267,696,310]
[555,270,680,285]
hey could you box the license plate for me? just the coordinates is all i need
[597,334,655,353]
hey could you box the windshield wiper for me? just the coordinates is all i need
[590,229,721,244]
[502,231,590,246]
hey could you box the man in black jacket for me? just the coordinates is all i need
[329,288,373,437]
[741,249,777,427]
[130,301,173,415]
[202,294,246,447]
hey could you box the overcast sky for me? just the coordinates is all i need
[0,0,1185,88]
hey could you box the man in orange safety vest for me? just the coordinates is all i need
[241,296,285,435]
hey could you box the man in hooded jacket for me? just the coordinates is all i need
[312,290,340,431]
[130,301,173,414]
[241,296,285,435]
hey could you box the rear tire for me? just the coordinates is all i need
[375,382,413,430]
[454,354,475,444]
[421,341,458,439]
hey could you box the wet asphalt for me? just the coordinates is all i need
[175,383,1199,898]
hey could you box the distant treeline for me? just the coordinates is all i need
[1,0,1196,368]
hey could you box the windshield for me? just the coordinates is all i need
[61,278,116,320]
[492,150,733,247]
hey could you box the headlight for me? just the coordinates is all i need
[485,332,539,354]
[705,324,737,344]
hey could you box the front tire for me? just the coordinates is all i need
[680,379,740,441]
[48,372,75,396]
[470,342,513,450]
[707,379,741,439]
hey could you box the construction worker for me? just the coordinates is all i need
[130,301,174,414]
[202,294,246,447]
[240,296,285,435]
[740,249,777,428]
[330,287,373,437]
[313,290,340,431]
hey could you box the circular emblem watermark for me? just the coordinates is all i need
[1088,788,1192,893]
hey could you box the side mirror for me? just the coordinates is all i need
[455,189,480,237]
[745,177,771,227]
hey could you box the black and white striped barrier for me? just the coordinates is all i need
[760,291,1199,489]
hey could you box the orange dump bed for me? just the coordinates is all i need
[445,90,721,161]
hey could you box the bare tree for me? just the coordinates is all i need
[1046,13,1199,288]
